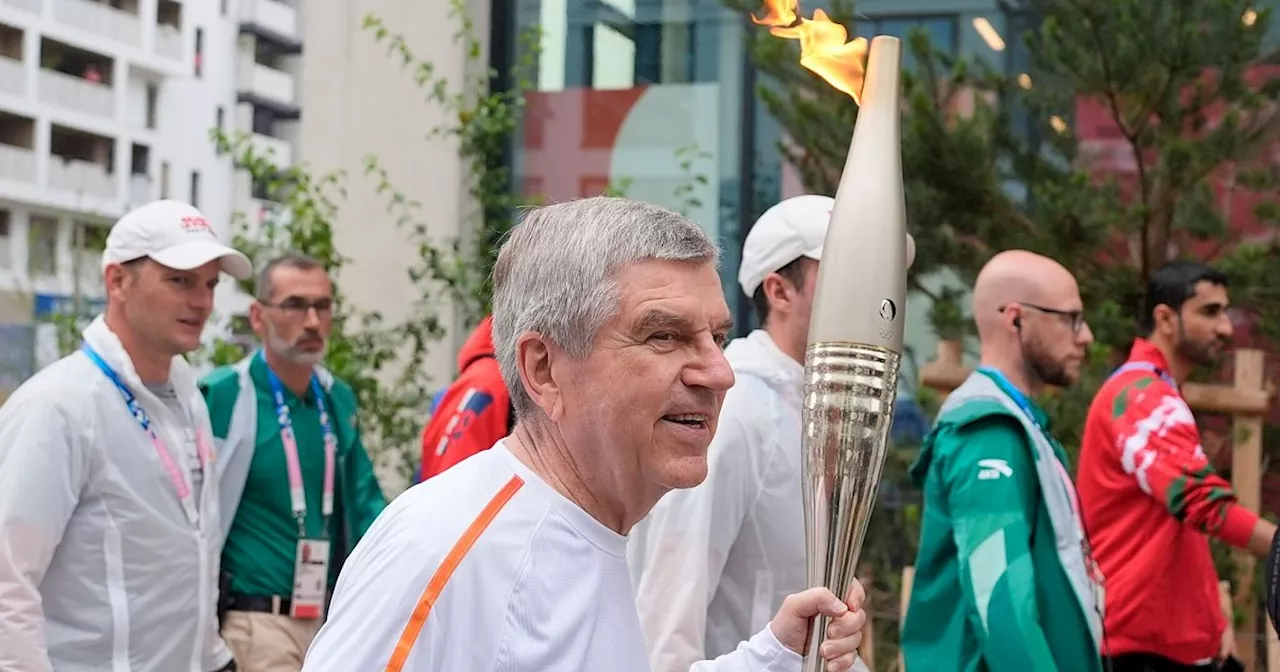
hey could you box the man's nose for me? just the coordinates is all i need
[303,306,322,329]
[1219,315,1235,339]
[190,286,215,312]
[686,338,735,392]
[1078,321,1095,347]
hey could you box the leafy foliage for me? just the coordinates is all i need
[205,131,441,486]
[361,0,542,327]
[200,0,546,485]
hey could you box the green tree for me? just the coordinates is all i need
[728,0,1280,663]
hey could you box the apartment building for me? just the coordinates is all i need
[0,0,303,395]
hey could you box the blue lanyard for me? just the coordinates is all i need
[1107,361,1178,392]
[977,366,1044,430]
[258,351,336,534]
[82,344,208,524]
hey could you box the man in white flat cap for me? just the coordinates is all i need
[628,194,914,672]
[0,199,252,672]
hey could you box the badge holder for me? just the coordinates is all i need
[290,516,330,620]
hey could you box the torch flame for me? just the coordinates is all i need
[752,0,869,105]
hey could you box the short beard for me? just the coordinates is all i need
[1176,336,1223,368]
[265,323,326,367]
[1174,319,1225,368]
[1022,336,1075,388]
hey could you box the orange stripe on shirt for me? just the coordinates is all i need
[384,475,524,672]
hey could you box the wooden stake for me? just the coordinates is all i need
[1232,348,1266,670]
[899,566,915,672]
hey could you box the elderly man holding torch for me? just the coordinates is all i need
[299,197,868,672]
[628,192,916,672]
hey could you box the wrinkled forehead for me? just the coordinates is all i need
[265,265,333,297]
[612,259,732,331]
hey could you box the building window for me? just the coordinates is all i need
[220,0,227,15]
[194,28,204,78]
[28,215,57,277]
[160,161,170,198]
[145,83,158,129]
[130,143,149,175]
[189,170,200,207]
[855,15,959,69]
[506,0,758,328]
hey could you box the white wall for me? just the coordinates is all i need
[299,0,487,388]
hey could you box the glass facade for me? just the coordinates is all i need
[496,0,1013,364]
[501,0,779,332]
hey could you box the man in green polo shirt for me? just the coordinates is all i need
[202,252,385,672]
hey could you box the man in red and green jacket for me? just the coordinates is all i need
[1078,261,1277,671]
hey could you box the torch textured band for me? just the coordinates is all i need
[801,341,901,668]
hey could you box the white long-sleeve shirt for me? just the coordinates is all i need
[302,441,804,672]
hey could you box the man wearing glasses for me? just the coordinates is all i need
[1078,261,1275,672]
[201,253,386,672]
[901,250,1105,672]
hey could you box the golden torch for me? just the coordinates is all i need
[753,3,909,668]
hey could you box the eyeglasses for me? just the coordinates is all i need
[261,296,334,318]
[1000,302,1086,333]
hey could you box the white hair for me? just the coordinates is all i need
[492,196,720,417]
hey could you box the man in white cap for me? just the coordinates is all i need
[628,194,914,672]
[0,199,252,672]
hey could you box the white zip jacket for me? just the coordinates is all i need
[0,315,231,672]
[627,330,868,672]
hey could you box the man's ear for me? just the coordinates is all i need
[761,273,792,314]
[1153,304,1178,336]
[103,262,131,303]
[514,332,564,420]
[247,302,266,337]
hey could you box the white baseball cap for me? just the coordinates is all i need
[101,199,253,279]
[738,194,833,297]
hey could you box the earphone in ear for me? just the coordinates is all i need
[1013,316,1022,330]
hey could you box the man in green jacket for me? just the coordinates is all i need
[901,250,1105,672]
[201,253,386,672]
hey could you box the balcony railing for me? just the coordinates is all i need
[39,69,114,119]
[129,174,151,205]
[240,59,296,108]
[0,56,25,97]
[48,156,117,199]
[0,144,35,183]
[155,25,183,60]
[54,0,142,48]
[250,133,292,167]
[2,0,39,14]
[241,0,298,43]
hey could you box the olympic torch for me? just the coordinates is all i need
[752,4,909,668]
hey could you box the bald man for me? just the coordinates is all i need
[900,250,1105,672]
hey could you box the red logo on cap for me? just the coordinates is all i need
[181,216,212,233]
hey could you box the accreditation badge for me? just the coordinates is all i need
[290,538,330,620]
